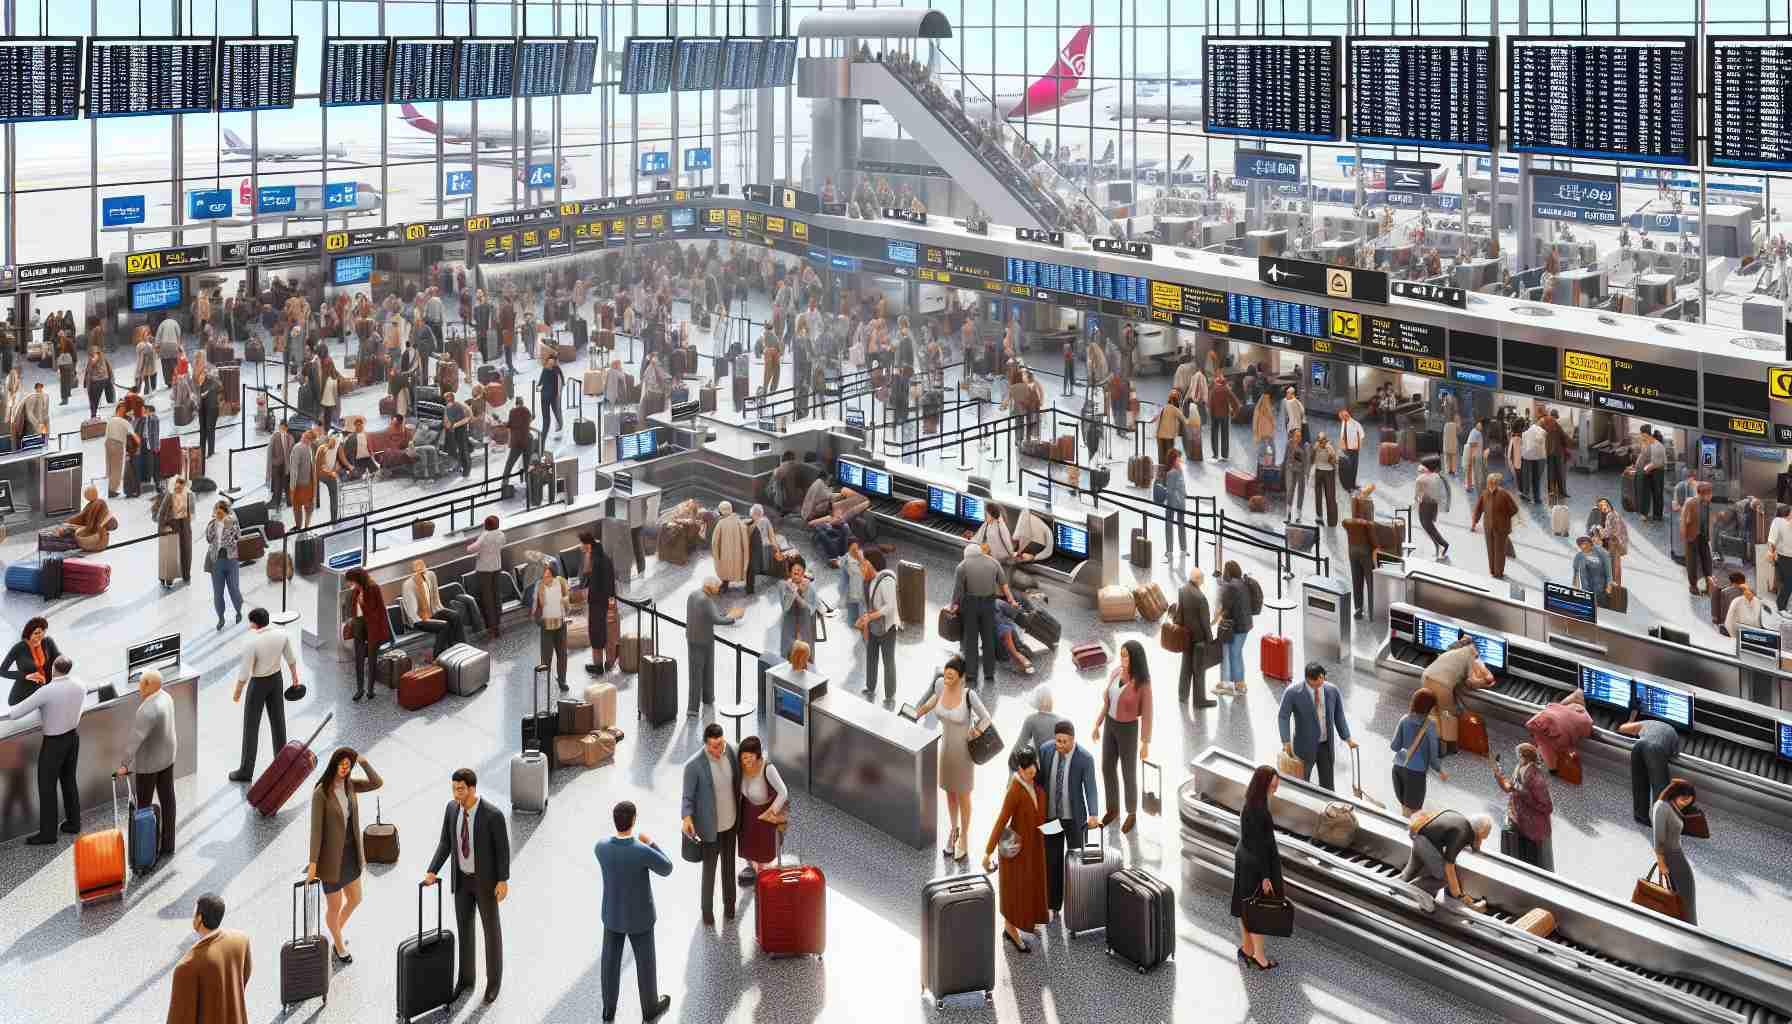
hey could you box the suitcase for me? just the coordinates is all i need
[1052,435,1075,462]
[1129,528,1151,568]
[897,561,926,630]
[1758,545,1777,594]
[938,607,963,642]
[1072,642,1109,670]
[397,665,447,711]
[1160,620,1188,653]
[5,563,42,595]
[397,881,457,1022]
[566,617,590,649]
[1379,441,1401,466]
[282,880,332,1009]
[80,418,104,440]
[1713,584,1740,629]
[484,381,505,405]
[377,650,414,690]
[619,632,653,673]
[183,446,203,480]
[700,384,718,413]
[733,372,749,407]
[1551,504,1570,536]
[40,555,65,600]
[584,682,619,729]
[1458,711,1489,755]
[363,797,399,864]
[580,731,617,767]
[573,418,596,445]
[295,535,325,575]
[437,644,490,696]
[236,532,266,562]
[1020,606,1061,647]
[553,733,588,768]
[1063,842,1122,936]
[757,859,828,957]
[1128,454,1153,488]
[1134,582,1168,621]
[249,714,333,817]
[129,800,159,873]
[75,776,129,906]
[1225,469,1262,498]
[921,875,995,1007]
[513,667,552,813]
[1098,584,1136,622]
[62,557,111,594]
[1106,867,1175,972]
[639,654,678,726]
[1261,634,1293,682]
[1287,523,1319,552]
[1557,749,1583,785]
[558,698,597,735]
[1598,585,1628,613]
[1515,908,1556,937]
[158,437,181,477]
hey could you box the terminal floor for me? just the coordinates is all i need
[1,302,1789,1022]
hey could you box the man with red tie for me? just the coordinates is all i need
[425,768,511,1005]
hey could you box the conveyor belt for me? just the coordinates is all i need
[862,492,1085,578]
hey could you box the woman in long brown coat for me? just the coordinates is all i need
[710,501,749,589]
[1471,471,1520,579]
[983,746,1048,952]
[305,747,382,964]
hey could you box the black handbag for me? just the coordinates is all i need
[681,831,708,864]
[1242,893,1295,937]
[966,722,1005,766]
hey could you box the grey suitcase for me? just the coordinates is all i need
[511,663,550,814]
[1063,841,1122,935]
[281,879,332,1009]
[438,643,490,696]
[1106,867,1175,972]
[921,874,995,1008]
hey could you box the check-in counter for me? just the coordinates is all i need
[0,672,199,842]
[806,692,939,850]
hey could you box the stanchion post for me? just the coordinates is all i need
[271,529,299,625]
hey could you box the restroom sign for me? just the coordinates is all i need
[1326,269,1353,298]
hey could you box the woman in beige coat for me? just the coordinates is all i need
[711,500,750,590]
[306,746,382,964]
[1155,389,1186,467]
[1251,393,1277,456]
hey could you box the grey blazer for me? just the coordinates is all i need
[680,744,741,842]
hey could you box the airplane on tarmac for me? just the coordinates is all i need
[234,178,384,216]
[1108,93,1203,124]
[956,25,1107,122]
[397,103,553,149]
[221,128,348,163]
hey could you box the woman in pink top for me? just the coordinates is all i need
[1092,639,1154,835]
[1525,689,1593,774]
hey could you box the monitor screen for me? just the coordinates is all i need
[130,276,183,312]
[1204,36,1343,142]
[958,493,986,524]
[1543,581,1598,624]
[1780,721,1792,760]
[321,37,391,108]
[332,254,373,286]
[863,467,891,497]
[670,207,695,228]
[563,38,600,95]
[1346,37,1496,151]
[87,38,217,118]
[673,37,722,92]
[0,38,82,123]
[835,458,864,489]
[454,38,517,100]
[720,37,766,90]
[1413,615,1507,670]
[927,485,957,517]
[761,36,799,88]
[1055,522,1089,558]
[1738,626,1780,657]
[514,38,567,98]
[886,240,919,265]
[217,36,298,111]
[1507,36,1695,165]
[1635,679,1693,728]
[389,38,456,103]
[621,37,675,95]
[620,430,658,460]
[1580,665,1633,709]
[774,685,805,726]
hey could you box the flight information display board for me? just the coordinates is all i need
[621,37,675,95]
[564,38,600,95]
[1204,37,1342,142]
[88,38,217,118]
[1507,37,1694,164]
[1055,523,1089,558]
[390,38,456,103]
[721,37,766,90]
[217,37,296,111]
[514,39,567,98]
[321,38,391,107]
[674,37,721,91]
[1346,37,1495,151]
[1413,615,1508,670]
[0,38,82,123]
[1708,37,1792,170]
[1580,665,1633,709]
[763,36,799,87]
[454,38,516,100]
[1635,679,1693,728]
[927,485,958,518]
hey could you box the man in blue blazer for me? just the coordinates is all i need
[681,724,741,925]
[1277,662,1358,791]
[595,801,673,1022]
[1037,720,1102,914]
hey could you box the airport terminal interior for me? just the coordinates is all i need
[8,2,1792,1022]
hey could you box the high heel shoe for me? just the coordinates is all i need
[942,827,960,856]
[1003,931,1030,953]
[332,947,353,966]
[952,842,968,862]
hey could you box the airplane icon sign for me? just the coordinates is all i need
[1266,265,1289,283]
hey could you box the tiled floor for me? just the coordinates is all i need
[0,290,1786,1023]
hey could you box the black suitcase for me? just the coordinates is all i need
[570,317,588,349]
[1107,867,1175,972]
[573,419,596,445]
[521,666,560,767]
[638,654,678,726]
[922,875,994,1008]
[295,536,325,575]
[397,881,457,1022]
[281,880,331,1009]
[40,555,64,600]
[1019,606,1061,647]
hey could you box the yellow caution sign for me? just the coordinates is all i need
[323,231,348,252]
[1329,310,1360,341]
[1562,350,1612,391]
[1771,367,1792,401]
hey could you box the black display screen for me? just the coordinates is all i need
[1347,37,1496,151]
[1507,36,1695,164]
[1701,371,1770,416]
[322,37,391,108]
[1543,582,1597,624]
[1449,329,1498,368]
[674,37,722,91]
[514,39,568,98]
[390,38,456,103]
[1502,338,1558,379]
[455,38,516,100]
[0,38,82,123]
[217,37,297,111]
[762,37,799,88]
[1204,37,1342,141]
[1708,37,1792,170]
[87,37,216,118]
[621,37,675,95]
[564,38,600,95]
[720,37,765,90]
[1635,679,1693,728]
[1560,349,1697,403]
[1364,316,1446,360]
[1581,665,1633,709]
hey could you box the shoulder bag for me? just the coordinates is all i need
[1394,717,1432,769]
[966,721,1005,766]
[1631,862,1683,920]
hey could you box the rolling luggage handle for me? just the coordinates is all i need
[416,878,448,947]
[1140,759,1162,816]
[1350,746,1386,810]
[531,664,549,755]
[292,878,324,943]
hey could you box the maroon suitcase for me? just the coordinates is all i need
[1224,469,1262,498]
[398,665,447,711]
[756,861,827,957]
[61,558,111,594]
[249,714,332,817]
[158,437,181,478]
[1071,643,1109,670]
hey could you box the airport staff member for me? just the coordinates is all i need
[424,768,510,1006]
[117,668,177,858]
[1276,662,1357,791]
[0,654,83,845]
[685,578,742,716]
[1036,721,1100,914]
[227,608,299,783]
[950,543,1004,690]
[595,801,674,1023]
[1618,715,1682,826]
[165,894,252,1024]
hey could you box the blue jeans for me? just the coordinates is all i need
[1221,632,1248,682]
[210,557,243,621]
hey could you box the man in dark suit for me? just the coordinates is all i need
[594,801,673,1022]
[1277,662,1357,791]
[578,529,619,676]
[1036,721,1100,915]
[424,768,510,1005]
[1177,566,1217,708]
[680,724,740,925]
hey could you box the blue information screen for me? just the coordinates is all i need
[958,493,986,524]
[1543,581,1598,624]
[621,430,658,460]
[1780,722,1792,760]
[862,467,891,497]
[1580,665,1633,709]
[835,459,864,489]
[332,254,373,286]
[1635,679,1693,728]
[1055,522,1089,557]
[130,276,183,312]
[886,240,918,266]
[1413,615,1507,671]
[927,485,957,517]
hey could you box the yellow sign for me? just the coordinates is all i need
[1325,268,1353,299]
[323,231,348,252]
[1728,416,1768,437]
[1562,350,1612,391]
[560,202,580,217]
[1417,357,1445,377]
[766,215,786,235]
[650,213,664,229]
[609,218,625,235]
[792,222,808,242]
[1150,281,1183,312]
[782,188,796,209]
[465,215,491,233]
[1329,310,1360,341]
[1771,367,1792,401]
[547,227,562,242]
[521,230,539,247]
[706,209,724,224]
[726,209,742,228]
[125,252,161,274]
[404,224,426,241]
[1313,339,1335,354]
[1205,318,1232,335]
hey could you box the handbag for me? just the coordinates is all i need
[1242,893,1295,937]
[1216,617,1235,643]
[681,831,708,864]
[1631,862,1684,920]
[203,546,216,574]
[1680,804,1710,840]
[1276,749,1305,777]
[966,722,1004,766]
[997,827,1021,860]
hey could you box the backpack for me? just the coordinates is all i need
[869,570,900,631]
[1245,575,1263,615]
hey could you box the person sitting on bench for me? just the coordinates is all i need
[400,558,465,657]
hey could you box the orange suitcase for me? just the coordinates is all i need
[1557,749,1582,785]
[75,776,129,906]
[1260,634,1293,682]
[1458,712,1489,755]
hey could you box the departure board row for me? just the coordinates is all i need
[324,37,598,106]
[1003,258,1148,306]
[624,36,799,94]
[675,38,722,92]
[1708,37,1792,170]
[391,38,456,104]
[455,38,516,101]
[322,38,390,107]
[0,38,81,123]
[217,37,296,111]
[1506,37,1694,165]
[514,39,568,99]
[88,38,217,118]
[622,37,675,95]
[1346,37,1494,151]
[1204,37,1341,142]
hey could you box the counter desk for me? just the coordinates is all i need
[0,672,199,843]
[806,691,939,850]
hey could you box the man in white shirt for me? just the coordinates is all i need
[1770,503,1792,615]
[1336,409,1365,491]
[1520,419,1548,503]
[857,562,902,701]
[1,654,86,844]
[117,668,178,856]
[228,608,299,782]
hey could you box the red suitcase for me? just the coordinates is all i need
[1261,634,1293,682]
[158,437,181,478]
[249,713,333,817]
[398,665,447,711]
[1224,469,1262,499]
[62,557,111,594]
[756,862,827,957]
[1071,642,1108,670]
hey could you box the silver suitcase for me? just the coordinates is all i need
[510,750,547,814]
[438,643,490,696]
[1063,841,1121,935]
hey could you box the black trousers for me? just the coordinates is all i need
[1348,546,1375,618]
[1179,642,1210,703]
[501,446,530,493]
[454,873,504,991]
[959,595,999,685]
[1301,737,1337,791]
[1340,450,1360,492]
[1777,555,1792,613]
[1102,719,1140,815]
[698,825,739,917]
[132,765,176,854]
[1314,469,1338,526]
[412,611,461,658]
[449,425,470,475]
[1686,536,1713,590]
[1418,499,1446,552]
[1210,413,1229,460]
[864,627,897,700]
[35,729,80,839]
[1041,818,1089,911]
[476,571,503,636]
[687,642,714,712]
[1630,745,1671,825]
[237,673,288,775]
[541,387,563,433]
[198,405,219,458]
[601,928,658,1018]
[351,621,378,695]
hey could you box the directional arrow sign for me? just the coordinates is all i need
[1258,255,1389,305]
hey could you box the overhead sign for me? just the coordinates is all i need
[124,244,208,277]
[187,188,233,221]
[525,162,556,188]
[1393,280,1466,309]
[1234,148,1302,183]
[638,151,669,175]
[444,170,474,197]
[16,257,104,289]
[682,147,712,171]
[322,225,402,252]
[404,217,467,243]
[101,195,146,227]
[226,234,323,263]
[323,181,358,210]
[1532,170,1619,225]
[1092,238,1154,260]
[1770,365,1792,401]
[255,185,297,214]
[1014,227,1064,247]
[1259,255,1389,305]
[1383,160,1436,194]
